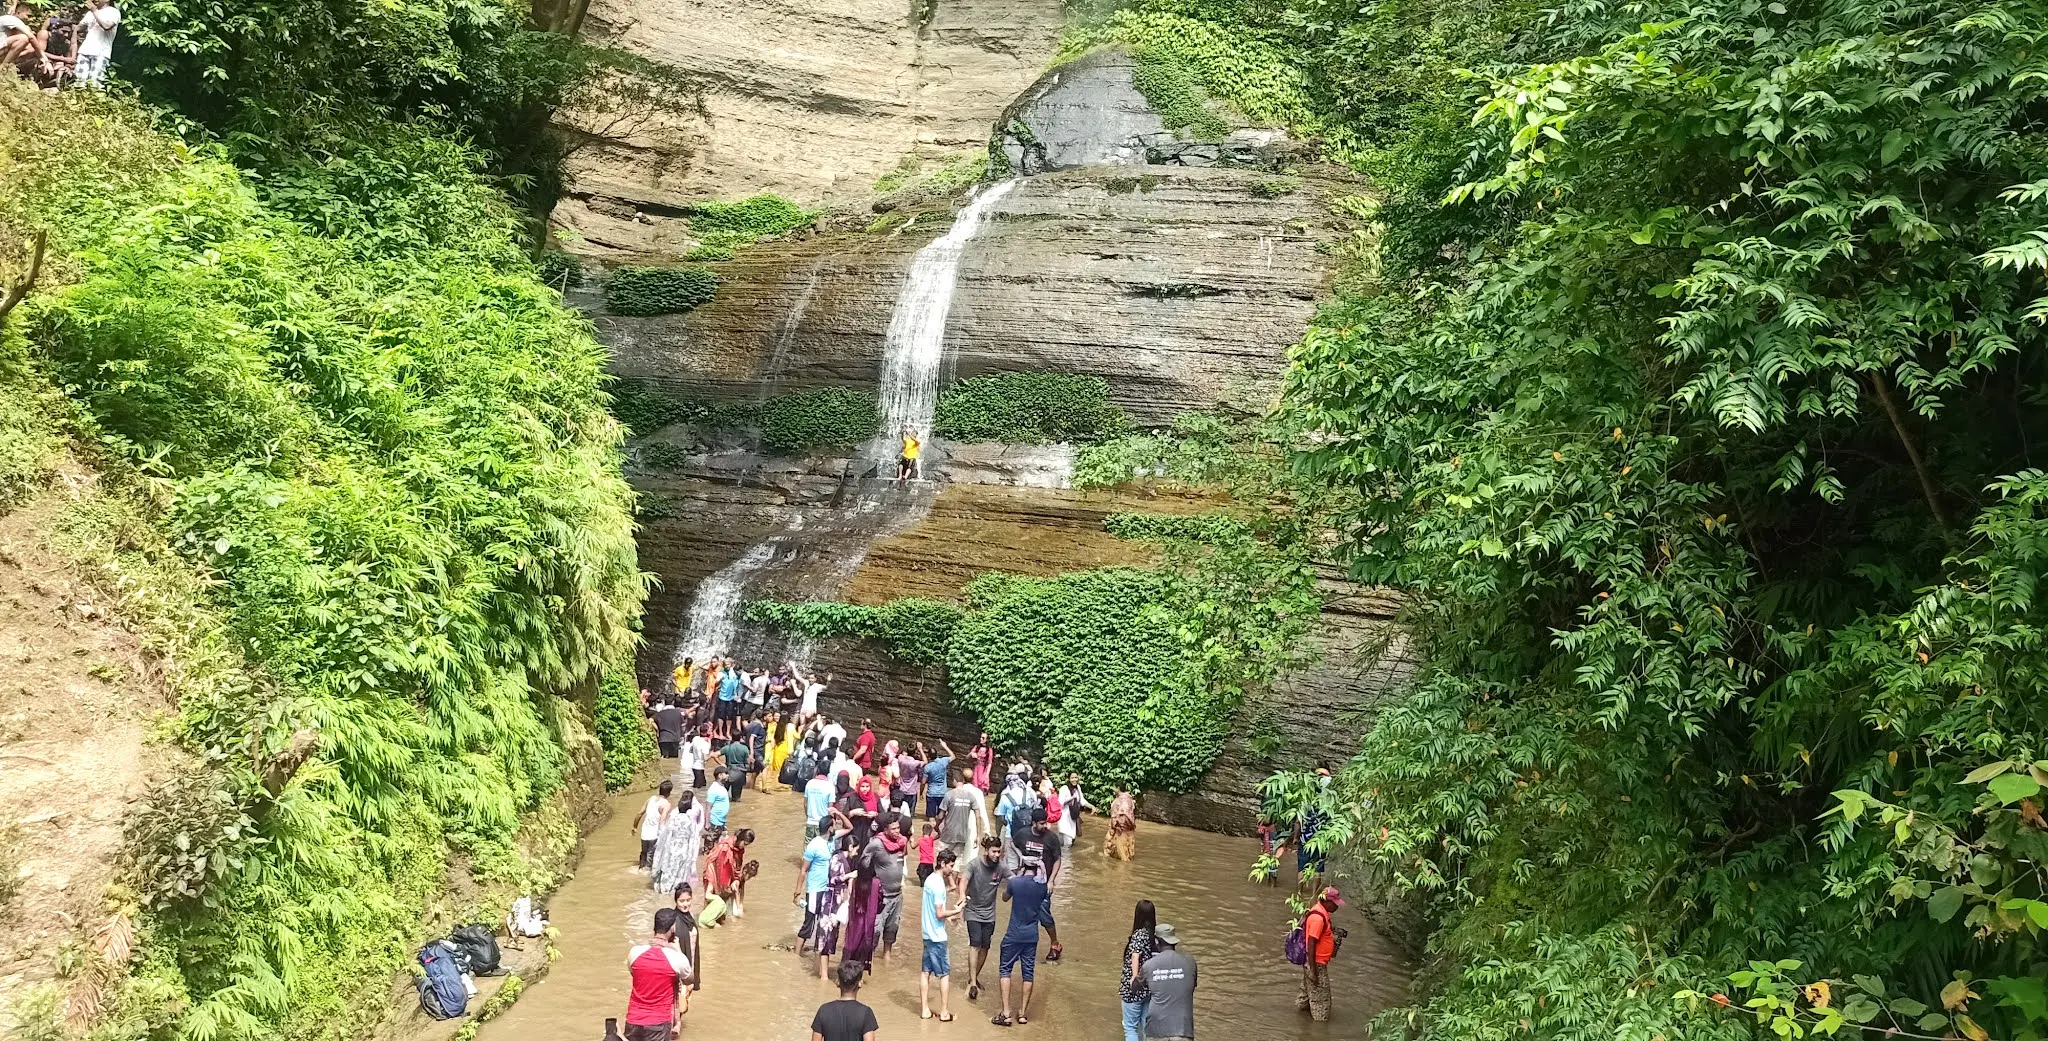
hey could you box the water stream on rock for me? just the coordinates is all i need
[666,180,1019,682]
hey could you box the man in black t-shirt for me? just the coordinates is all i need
[651,700,683,760]
[810,959,879,1041]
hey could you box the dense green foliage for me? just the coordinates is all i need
[757,387,882,453]
[2,86,640,1040]
[594,665,656,789]
[932,371,1130,443]
[1103,511,1248,544]
[605,266,719,317]
[609,381,880,453]
[1095,0,2048,1034]
[684,194,820,260]
[1128,50,1231,138]
[743,598,964,667]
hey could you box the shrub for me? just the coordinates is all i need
[757,387,879,452]
[535,251,581,290]
[605,266,718,316]
[1103,511,1249,543]
[594,667,652,790]
[1130,50,1232,138]
[744,598,963,667]
[932,372,1129,444]
[690,194,816,237]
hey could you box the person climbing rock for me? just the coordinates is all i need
[897,427,921,483]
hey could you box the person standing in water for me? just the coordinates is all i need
[920,847,963,1022]
[897,427,922,483]
[1120,900,1159,1041]
[1105,785,1138,861]
[634,780,673,870]
[961,835,1004,1000]
[623,908,693,1041]
[1297,886,1344,1022]
[992,859,1052,1027]
[1142,924,1197,1041]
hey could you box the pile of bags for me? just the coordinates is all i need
[415,923,506,1020]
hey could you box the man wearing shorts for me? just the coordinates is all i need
[920,848,962,1021]
[713,659,743,738]
[993,866,1051,1026]
[961,835,1003,1000]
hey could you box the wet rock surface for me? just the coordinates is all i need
[604,163,1358,423]
[995,50,1164,173]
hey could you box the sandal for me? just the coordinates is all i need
[1018,1014,1030,1025]
[922,1010,933,1021]
[967,982,981,1001]
[938,1013,955,1022]
[992,1014,1013,1027]
[1046,943,1063,963]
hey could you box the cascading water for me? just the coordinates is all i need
[666,180,1018,684]
[868,178,1018,467]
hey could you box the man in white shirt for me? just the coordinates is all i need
[799,670,831,719]
[682,729,712,789]
[819,717,847,751]
[73,0,116,86]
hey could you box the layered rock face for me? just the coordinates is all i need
[553,0,1065,259]
[605,163,1350,423]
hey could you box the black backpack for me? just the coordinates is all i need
[448,923,503,976]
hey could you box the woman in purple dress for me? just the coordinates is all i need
[841,833,884,969]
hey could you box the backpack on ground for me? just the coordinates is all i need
[416,942,469,1019]
[448,923,503,976]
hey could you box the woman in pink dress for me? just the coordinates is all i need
[969,732,995,791]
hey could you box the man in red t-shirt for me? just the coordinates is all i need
[624,908,694,1040]
[1296,886,1343,1022]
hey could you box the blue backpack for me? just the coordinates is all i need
[415,942,469,1020]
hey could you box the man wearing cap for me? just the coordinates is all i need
[1141,923,1197,1040]
[1297,886,1343,1021]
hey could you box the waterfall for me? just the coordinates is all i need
[668,180,1015,673]
[869,178,1018,462]
[671,539,783,669]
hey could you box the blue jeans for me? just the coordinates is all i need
[1122,999,1147,1041]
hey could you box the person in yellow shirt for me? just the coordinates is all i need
[672,657,695,700]
[897,427,922,484]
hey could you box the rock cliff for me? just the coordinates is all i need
[553,0,1065,259]
[604,162,1354,423]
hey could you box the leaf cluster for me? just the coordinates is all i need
[931,371,1131,444]
[604,266,719,317]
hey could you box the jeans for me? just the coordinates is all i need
[1122,999,1148,1041]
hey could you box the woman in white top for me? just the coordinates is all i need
[636,780,674,869]
[650,790,704,897]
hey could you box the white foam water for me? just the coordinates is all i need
[869,178,1018,465]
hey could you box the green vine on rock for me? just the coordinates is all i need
[757,387,880,453]
[604,266,718,317]
[742,598,963,666]
[932,371,1130,444]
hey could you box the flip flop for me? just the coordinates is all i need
[922,1010,933,1021]
[991,1014,1013,1027]
[967,983,981,1000]
[938,1013,955,1022]
[1018,1015,1030,1025]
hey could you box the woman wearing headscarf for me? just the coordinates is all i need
[842,818,885,969]
[839,774,881,848]
[651,789,704,896]
[969,732,995,791]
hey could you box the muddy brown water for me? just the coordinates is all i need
[484,782,1408,1040]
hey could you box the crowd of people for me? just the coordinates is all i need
[2,0,118,89]
[610,651,1343,1041]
